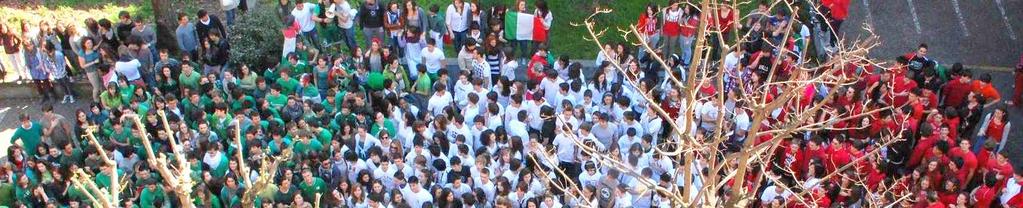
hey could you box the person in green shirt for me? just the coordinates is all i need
[413,65,433,96]
[266,85,289,109]
[137,180,169,208]
[179,64,202,91]
[383,58,410,91]
[107,120,133,152]
[369,112,396,137]
[291,132,323,156]
[276,70,301,95]
[99,84,124,110]
[194,184,223,208]
[298,169,327,201]
[10,114,43,156]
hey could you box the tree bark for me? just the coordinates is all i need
[152,0,181,55]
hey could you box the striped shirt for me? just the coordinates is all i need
[486,52,502,75]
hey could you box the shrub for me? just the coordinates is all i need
[228,6,283,70]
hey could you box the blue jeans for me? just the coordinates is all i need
[514,40,532,59]
[453,30,467,51]
[972,136,989,153]
[302,29,319,49]
[680,36,695,65]
[340,27,357,51]
[225,9,236,27]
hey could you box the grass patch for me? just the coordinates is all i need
[0,0,152,33]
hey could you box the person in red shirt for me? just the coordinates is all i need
[972,173,999,208]
[525,44,549,82]
[661,1,683,57]
[635,3,660,60]
[1011,53,1023,107]
[972,73,1002,108]
[942,70,973,107]
[822,0,850,32]
[974,107,1010,153]
[950,139,978,186]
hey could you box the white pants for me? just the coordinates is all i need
[3,53,26,79]
[282,37,297,59]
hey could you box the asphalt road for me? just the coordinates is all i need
[841,0,1023,67]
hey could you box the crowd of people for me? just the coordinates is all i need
[1,0,1022,207]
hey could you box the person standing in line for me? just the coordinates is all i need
[291,0,323,49]
[1010,53,1023,107]
[426,4,447,52]
[222,0,241,26]
[78,38,102,101]
[532,0,552,48]
[331,0,357,51]
[27,42,57,103]
[42,43,74,104]
[359,0,387,49]
[446,0,470,51]
[175,13,200,61]
[1,23,26,82]
[661,1,682,57]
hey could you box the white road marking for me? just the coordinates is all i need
[0,107,9,124]
[995,0,1017,40]
[862,0,874,28]
[907,0,922,33]
[950,0,969,36]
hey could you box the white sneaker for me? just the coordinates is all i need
[68,96,76,104]
[61,95,68,104]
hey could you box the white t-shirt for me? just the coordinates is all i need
[292,3,317,32]
[1002,177,1022,205]
[114,59,142,81]
[421,47,446,73]
[427,92,453,116]
[402,187,433,208]
[540,77,564,104]
[553,133,577,163]
[334,1,356,29]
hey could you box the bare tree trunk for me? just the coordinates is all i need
[153,0,181,54]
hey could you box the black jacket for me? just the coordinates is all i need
[358,3,386,28]
[196,15,227,42]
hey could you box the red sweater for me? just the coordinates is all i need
[942,79,972,107]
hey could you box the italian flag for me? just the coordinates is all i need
[505,12,548,42]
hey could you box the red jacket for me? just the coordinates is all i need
[526,53,548,81]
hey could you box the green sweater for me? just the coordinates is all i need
[10,122,42,156]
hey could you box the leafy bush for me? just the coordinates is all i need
[228,6,283,70]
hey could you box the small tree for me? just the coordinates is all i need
[229,6,284,70]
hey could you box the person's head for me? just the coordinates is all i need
[118,11,131,22]
[197,9,209,21]
[916,43,928,57]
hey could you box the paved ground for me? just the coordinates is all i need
[841,0,1023,67]
[0,97,91,158]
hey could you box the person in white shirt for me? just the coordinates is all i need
[421,38,446,77]
[540,71,565,104]
[759,184,793,207]
[1002,173,1023,205]
[330,0,358,50]
[401,176,434,208]
[291,0,322,48]
[355,126,382,159]
[445,0,470,51]
[453,74,474,108]
[578,162,603,188]
[507,111,530,141]
[114,55,142,83]
[221,0,239,26]
[427,83,454,116]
